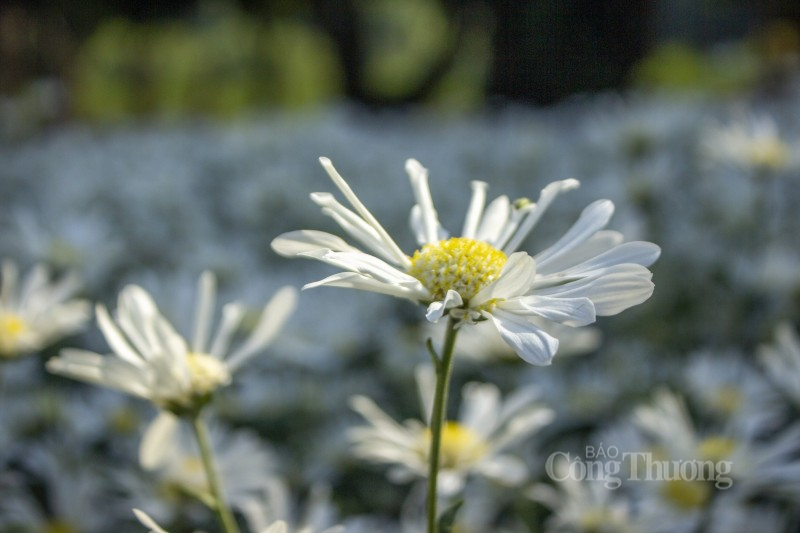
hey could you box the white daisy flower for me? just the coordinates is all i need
[348,366,554,497]
[0,260,90,359]
[758,322,800,409]
[138,412,277,510]
[529,475,635,533]
[272,157,659,365]
[46,271,297,415]
[702,113,794,173]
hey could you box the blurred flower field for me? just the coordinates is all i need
[1,83,800,532]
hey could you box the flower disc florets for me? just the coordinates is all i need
[409,237,507,302]
[163,352,231,415]
[0,312,28,357]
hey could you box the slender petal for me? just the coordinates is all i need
[192,271,216,353]
[472,252,537,306]
[475,195,510,244]
[534,265,655,316]
[499,294,596,327]
[534,199,615,267]
[271,230,361,257]
[319,157,410,268]
[503,178,581,253]
[303,271,428,300]
[406,159,443,245]
[426,290,463,322]
[226,286,298,372]
[461,180,488,239]
[487,309,560,365]
[209,303,245,359]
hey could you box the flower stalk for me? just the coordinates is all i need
[426,316,460,533]
[189,414,241,533]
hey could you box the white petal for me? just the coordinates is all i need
[461,180,488,239]
[46,348,152,399]
[540,241,661,278]
[301,250,421,289]
[262,522,288,533]
[491,408,555,452]
[425,290,463,323]
[475,455,528,486]
[319,157,410,268]
[475,195,510,244]
[459,382,501,436]
[270,230,360,257]
[349,395,419,448]
[95,303,145,367]
[503,178,580,253]
[226,286,298,372]
[438,471,466,497]
[139,411,180,470]
[472,252,536,306]
[406,159,443,244]
[312,192,406,266]
[534,265,655,316]
[304,271,428,300]
[534,199,614,267]
[132,509,171,533]
[498,295,596,326]
[208,303,245,359]
[191,271,216,353]
[487,309,559,365]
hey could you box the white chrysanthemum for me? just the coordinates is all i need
[529,475,635,533]
[758,322,800,409]
[272,157,659,365]
[139,412,277,509]
[349,366,554,497]
[46,272,296,414]
[633,389,800,516]
[0,260,90,359]
[702,113,793,172]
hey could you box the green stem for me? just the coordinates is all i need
[426,316,459,533]
[189,414,241,533]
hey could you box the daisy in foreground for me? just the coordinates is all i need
[273,157,658,532]
[272,157,659,366]
[0,260,90,360]
[46,272,296,415]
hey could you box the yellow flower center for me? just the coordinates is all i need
[749,138,788,170]
[708,385,742,415]
[0,312,28,357]
[662,478,711,510]
[697,436,736,463]
[409,237,507,301]
[186,352,231,396]
[424,421,488,469]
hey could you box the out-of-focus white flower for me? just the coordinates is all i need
[759,322,800,409]
[633,389,800,521]
[702,113,794,172]
[683,351,781,430]
[272,157,659,365]
[47,271,296,414]
[348,366,554,497]
[530,475,635,533]
[138,412,277,509]
[237,479,344,533]
[0,260,90,359]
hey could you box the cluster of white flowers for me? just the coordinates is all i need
[1,86,800,532]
